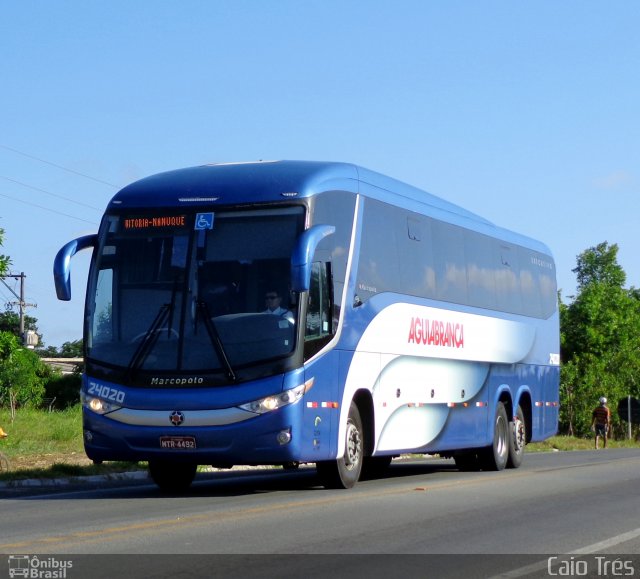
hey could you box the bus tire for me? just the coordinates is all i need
[507,404,526,469]
[480,402,509,471]
[316,402,364,489]
[149,460,197,492]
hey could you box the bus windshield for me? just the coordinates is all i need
[86,207,305,382]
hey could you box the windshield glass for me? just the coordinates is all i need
[86,207,304,381]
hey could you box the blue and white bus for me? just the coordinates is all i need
[54,161,559,491]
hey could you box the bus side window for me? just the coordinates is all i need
[304,262,333,359]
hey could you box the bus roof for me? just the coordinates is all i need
[109,160,552,256]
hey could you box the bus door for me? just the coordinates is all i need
[301,261,340,461]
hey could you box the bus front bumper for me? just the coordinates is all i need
[82,403,306,465]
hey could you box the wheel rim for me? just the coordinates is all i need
[513,416,525,452]
[344,420,362,471]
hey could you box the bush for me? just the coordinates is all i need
[44,372,82,409]
[0,331,49,408]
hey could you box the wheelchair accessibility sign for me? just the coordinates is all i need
[195,213,214,230]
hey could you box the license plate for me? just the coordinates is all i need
[160,436,196,449]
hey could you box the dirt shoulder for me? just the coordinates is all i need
[9,452,93,472]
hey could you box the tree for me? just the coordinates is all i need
[0,227,10,276]
[35,339,83,358]
[0,330,49,408]
[37,345,61,357]
[0,230,55,410]
[573,241,626,291]
[59,339,83,358]
[560,242,640,436]
[0,309,39,339]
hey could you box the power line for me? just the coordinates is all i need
[0,143,120,188]
[0,284,13,306]
[0,277,19,310]
[0,192,98,225]
[0,175,103,212]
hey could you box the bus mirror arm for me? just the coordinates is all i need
[291,225,335,292]
[53,235,98,301]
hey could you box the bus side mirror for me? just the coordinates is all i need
[291,225,335,293]
[53,234,97,301]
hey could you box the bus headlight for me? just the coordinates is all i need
[82,392,121,415]
[238,382,307,415]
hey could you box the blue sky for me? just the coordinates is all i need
[1,1,638,347]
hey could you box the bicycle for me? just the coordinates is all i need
[0,427,10,474]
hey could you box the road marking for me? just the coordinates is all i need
[4,454,640,552]
[0,472,502,551]
[491,527,640,578]
[569,526,640,554]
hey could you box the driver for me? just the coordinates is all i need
[263,290,294,323]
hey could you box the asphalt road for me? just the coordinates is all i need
[2,449,640,578]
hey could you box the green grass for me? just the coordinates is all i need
[0,406,84,456]
[528,435,640,452]
[0,406,143,482]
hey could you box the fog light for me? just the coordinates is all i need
[277,428,292,445]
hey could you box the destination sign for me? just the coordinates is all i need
[123,215,188,230]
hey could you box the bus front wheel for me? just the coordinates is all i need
[316,402,364,489]
[149,460,197,492]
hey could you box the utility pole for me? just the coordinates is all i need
[0,272,38,345]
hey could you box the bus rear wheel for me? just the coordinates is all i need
[507,404,526,469]
[316,402,364,489]
[479,402,509,471]
[149,460,197,492]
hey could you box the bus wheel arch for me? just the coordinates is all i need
[352,389,392,479]
[353,389,375,457]
[519,393,533,445]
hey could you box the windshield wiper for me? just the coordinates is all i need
[125,276,181,380]
[196,301,237,382]
[125,303,171,381]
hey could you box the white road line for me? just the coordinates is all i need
[568,526,640,554]
[490,527,640,578]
